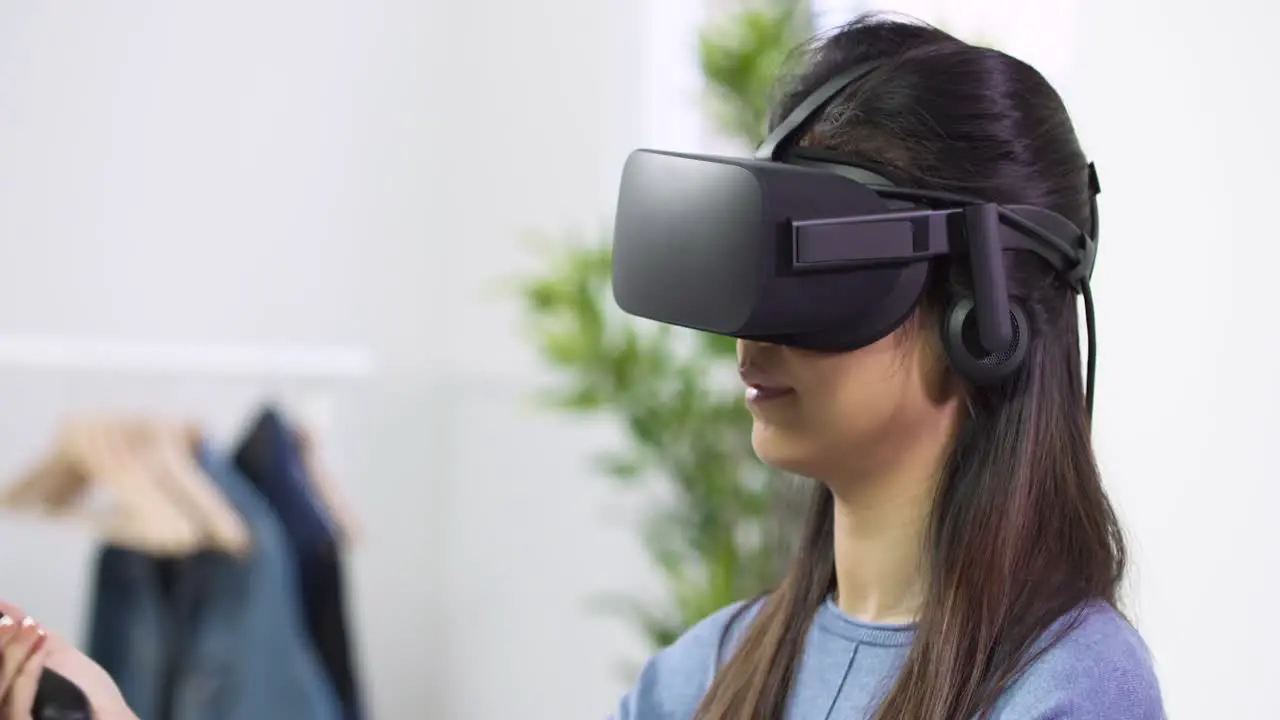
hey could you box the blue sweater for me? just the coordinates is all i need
[614,597,1164,719]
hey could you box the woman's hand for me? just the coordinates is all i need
[0,613,50,719]
[0,602,138,720]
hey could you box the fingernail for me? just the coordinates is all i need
[20,616,34,628]
[0,616,14,628]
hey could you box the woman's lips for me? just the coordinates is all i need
[740,366,794,403]
[745,384,796,402]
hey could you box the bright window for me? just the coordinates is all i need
[637,0,709,152]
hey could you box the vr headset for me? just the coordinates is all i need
[610,62,1100,411]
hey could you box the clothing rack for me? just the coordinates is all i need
[0,335,371,718]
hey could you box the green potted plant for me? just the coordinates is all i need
[517,0,814,652]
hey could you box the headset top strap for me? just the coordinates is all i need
[754,62,883,161]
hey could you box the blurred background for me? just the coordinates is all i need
[0,0,1274,718]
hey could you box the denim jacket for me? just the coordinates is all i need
[86,443,341,720]
[234,406,363,720]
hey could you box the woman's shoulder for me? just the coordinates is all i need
[995,600,1165,719]
[611,598,764,720]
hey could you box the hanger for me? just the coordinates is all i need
[0,417,204,556]
[123,418,252,557]
[293,425,360,545]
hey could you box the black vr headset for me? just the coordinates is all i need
[610,62,1101,412]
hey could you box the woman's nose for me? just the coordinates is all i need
[737,339,780,367]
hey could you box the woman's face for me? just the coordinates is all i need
[737,323,960,483]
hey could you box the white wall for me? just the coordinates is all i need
[0,0,1276,719]
[1073,0,1280,718]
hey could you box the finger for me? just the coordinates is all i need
[0,613,67,653]
[0,618,44,701]
[0,607,27,631]
[4,638,47,720]
[0,621,17,703]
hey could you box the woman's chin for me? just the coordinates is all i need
[751,422,815,474]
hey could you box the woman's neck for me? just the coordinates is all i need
[826,416,957,625]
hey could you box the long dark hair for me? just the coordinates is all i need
[693,14,1126,720]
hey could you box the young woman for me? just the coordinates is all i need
[615,14,1164,720]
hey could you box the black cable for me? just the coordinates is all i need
[1082,281,1097,417]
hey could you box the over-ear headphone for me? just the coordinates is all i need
[941,297,1030,386]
